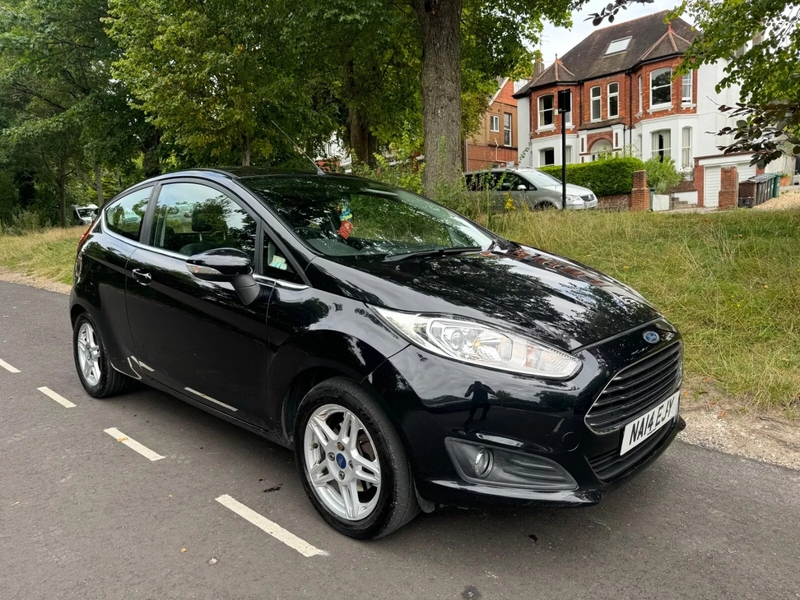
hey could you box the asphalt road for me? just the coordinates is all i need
[1,280,799,600]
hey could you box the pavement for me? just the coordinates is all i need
[1,280,799,600]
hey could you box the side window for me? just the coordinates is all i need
[497,173,522,191]
[262,229,302,283]
[149,183,256,261]
[105,187,152,242]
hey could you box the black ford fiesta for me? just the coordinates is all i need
[70,167,685,539]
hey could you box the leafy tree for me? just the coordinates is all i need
[108,0,339,166]
[411,0,573,193]
[588,0,800,168]
[0,0,154,224]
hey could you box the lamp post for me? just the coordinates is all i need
[557,89,571,211]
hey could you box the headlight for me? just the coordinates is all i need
[372,307,581,379]
[566,194,584,205]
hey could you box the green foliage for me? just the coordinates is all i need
[540,157,646,197]
[0,0,154,223]
[644,157,683,194]
[0,208,48,236]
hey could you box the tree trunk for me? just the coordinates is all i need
[57,169,67,228]
[94,161,104,207]
[347,106,378,168]
[242,133,251,166]
[413,0,463,196]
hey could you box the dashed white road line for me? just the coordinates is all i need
[215,494,327,558]
[0,358,20,373]
[103,427,165,462]
[37,386,76,408]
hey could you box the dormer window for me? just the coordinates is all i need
[605,37,631,55]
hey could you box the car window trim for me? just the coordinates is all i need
[253,274,309,291]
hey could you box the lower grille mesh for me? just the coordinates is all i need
[588,420,674,482]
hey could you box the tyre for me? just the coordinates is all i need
[73,313,132,398]
[533,201,557,210]
[294,377,419,539]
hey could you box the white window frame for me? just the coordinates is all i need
[590,86,601,121]
[565,145,572,164]
[503,112,512,146]
[651,129,672,160]
[607,82,619,118]
[638,75,642,114]
[650,68,672,110]
[539,147,555,166]
[489,115,500,132]
[538,94,554,130]
[605,37,632,55]
[637,133,643,158]
[682,72,693,105]
[681,127,692,168]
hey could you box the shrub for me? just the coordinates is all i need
[644,157,683,194]
[0,208,47,236]
[540,156,645,197]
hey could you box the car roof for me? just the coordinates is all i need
[463,167,540,175]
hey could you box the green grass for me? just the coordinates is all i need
[0,227,84,285]
[490,208,800,415]
[1,210,799,415]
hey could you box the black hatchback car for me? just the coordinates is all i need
[70,168,685,539]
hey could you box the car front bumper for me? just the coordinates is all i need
[366,320,683,508]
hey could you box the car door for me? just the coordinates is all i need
[124,179,272,420]
[82,185,154,373]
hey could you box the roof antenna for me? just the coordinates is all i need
[270,119,325,175]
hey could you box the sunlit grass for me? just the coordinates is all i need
[0,227,84,285]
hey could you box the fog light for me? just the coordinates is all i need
[473,447,493,478]
[445,438,578,491]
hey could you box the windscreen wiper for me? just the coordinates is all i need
[383,246,482,263]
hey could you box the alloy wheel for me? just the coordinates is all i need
[76,322,101,387]
[303,403,382,521]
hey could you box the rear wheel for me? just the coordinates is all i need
[72,313,132,398]
[294,377,419,539]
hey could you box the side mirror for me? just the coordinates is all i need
[186,248,252,281]
[186,248,260,305]
[516,184,528,191]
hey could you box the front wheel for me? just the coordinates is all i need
[294,377,419,539]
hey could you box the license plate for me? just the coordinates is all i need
[620,391,680,455]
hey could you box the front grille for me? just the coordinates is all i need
[581,194,594,202]
[588,418,673,482]
[586,342,682,433]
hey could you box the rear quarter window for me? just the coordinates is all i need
[105,187,152,242]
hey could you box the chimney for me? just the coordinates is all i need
[532,56,545,79]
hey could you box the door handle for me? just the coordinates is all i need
[132,268,152,285]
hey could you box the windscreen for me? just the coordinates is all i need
[521,170,563,188]
[242,175,494,259]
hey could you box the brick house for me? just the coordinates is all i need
[513,11,792,207]
[465,78,518,171]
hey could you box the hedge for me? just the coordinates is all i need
[539,157,645,197]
